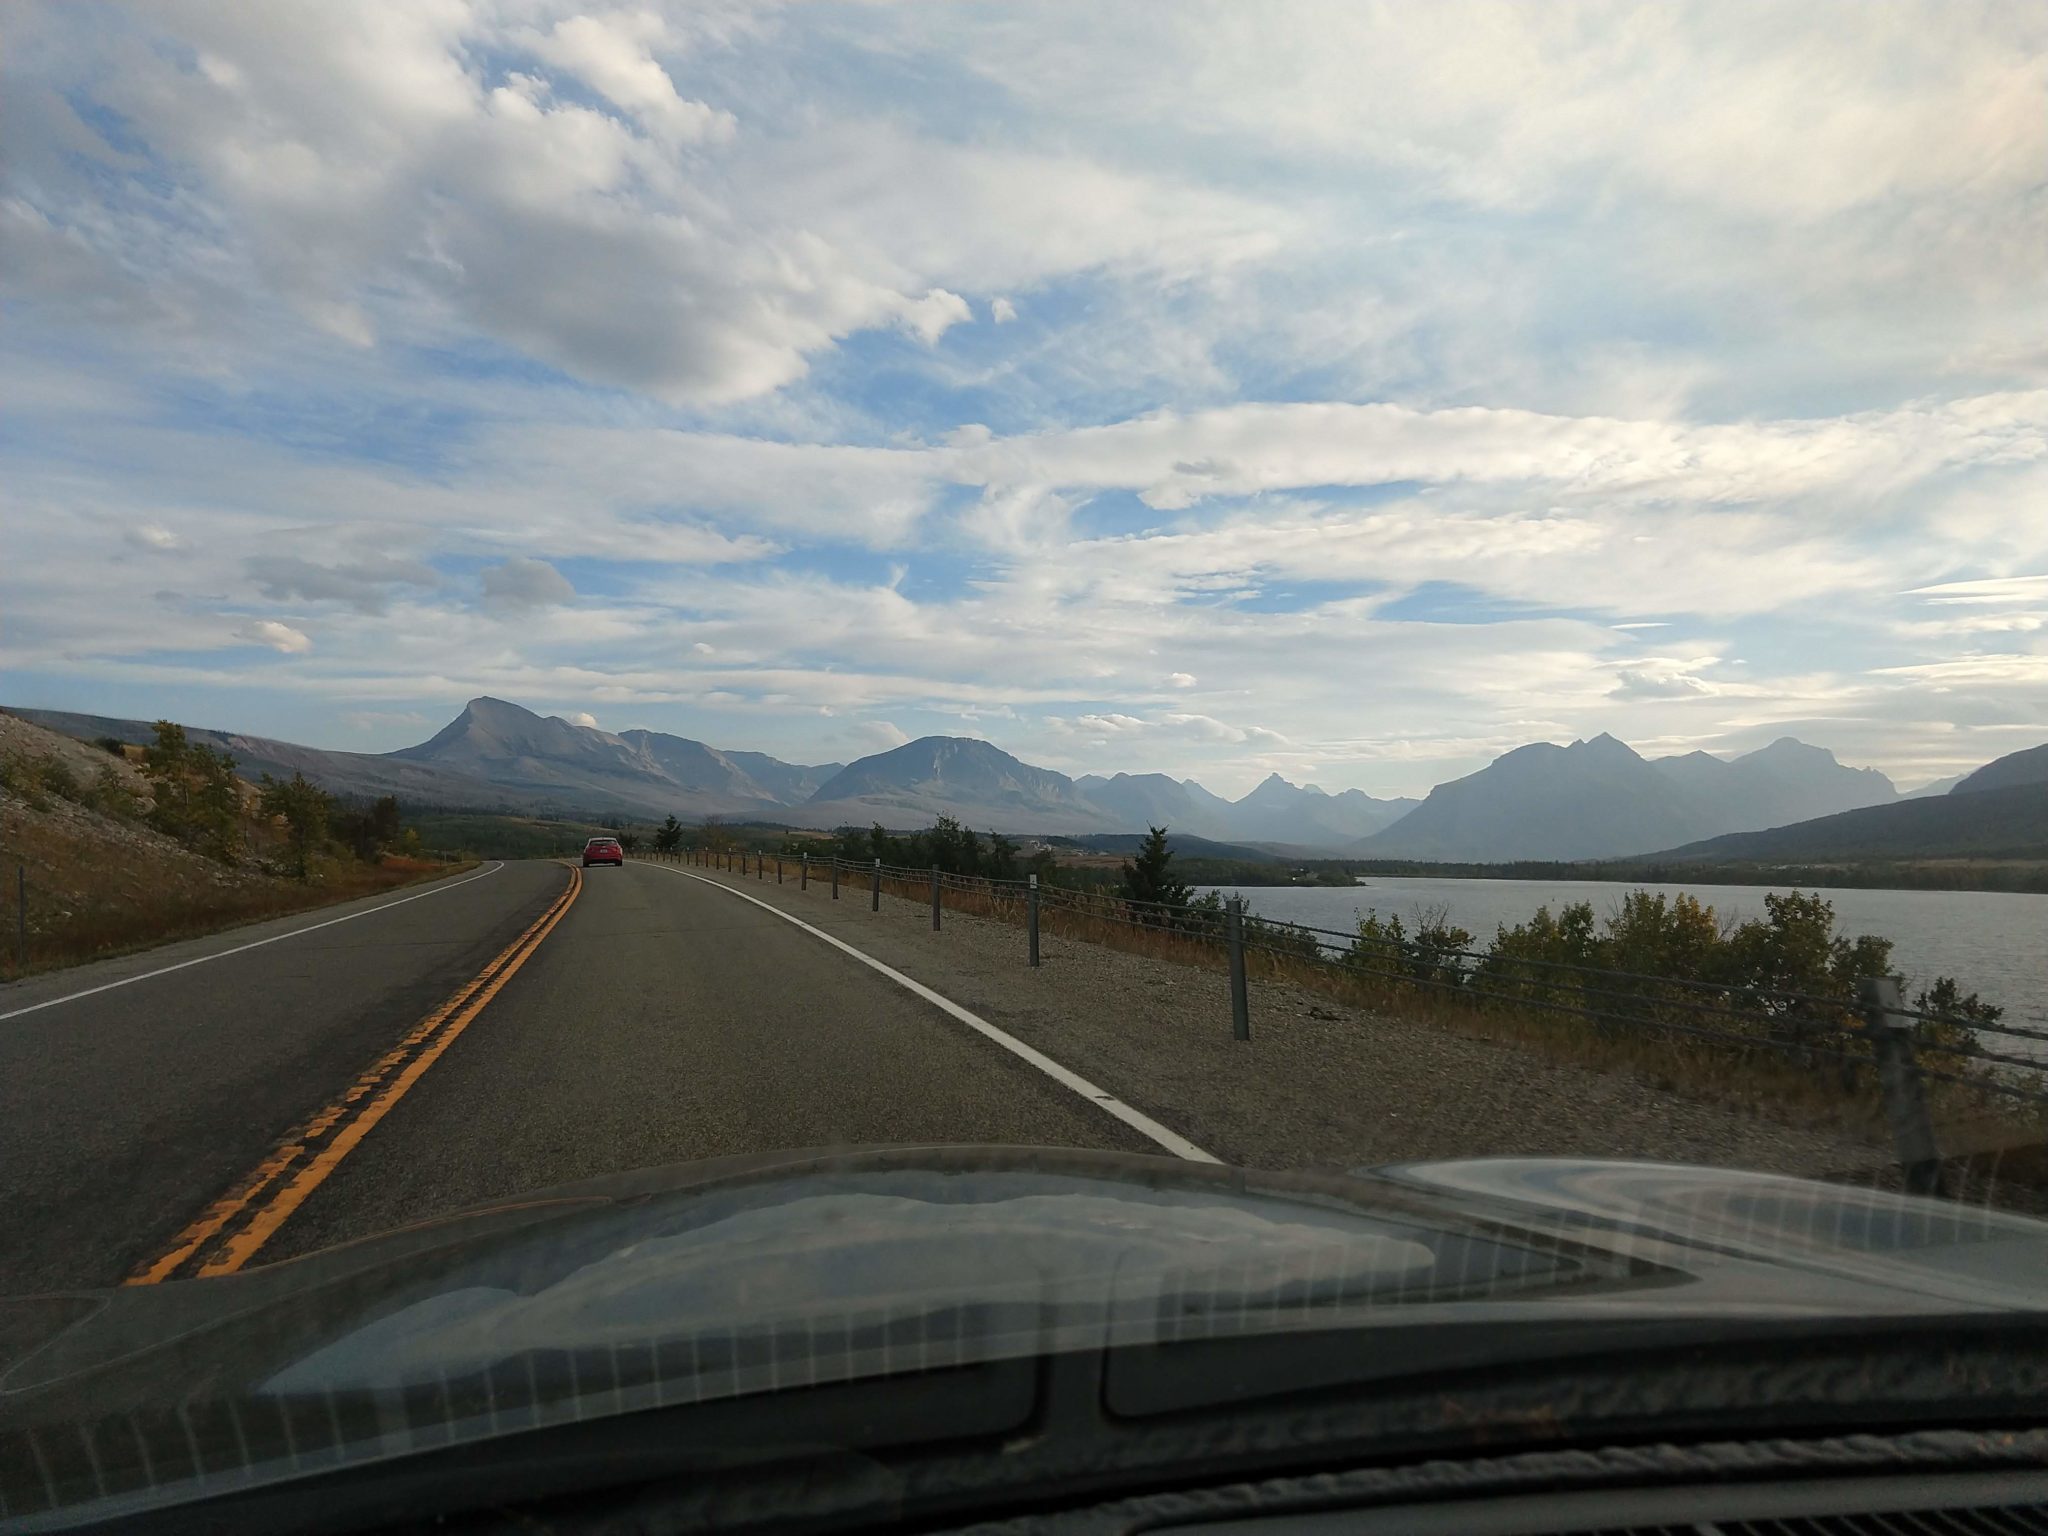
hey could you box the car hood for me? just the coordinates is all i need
[5,1145,2046,1425]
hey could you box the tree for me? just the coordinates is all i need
[654,814,683,853]
[142,720,241,862]
[1119,826,1194,917]
[260,771,333,880]
[618,830,641,853]
[986,831,1020,881]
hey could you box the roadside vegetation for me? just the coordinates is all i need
[0,716,460,980]
[665,816,2042,1165]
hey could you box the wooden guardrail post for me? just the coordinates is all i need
[930,865,941,930]
[1028,874,1040,966]
[1227,896,1250,1041]
[1857,975,1947,1198]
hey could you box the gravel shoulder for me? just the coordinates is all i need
[655,860,1891,1182]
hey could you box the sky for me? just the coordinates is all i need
[3,2,2045,799]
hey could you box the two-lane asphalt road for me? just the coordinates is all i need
[1,858,1163,1294]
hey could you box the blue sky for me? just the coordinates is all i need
[3,1,2045,796]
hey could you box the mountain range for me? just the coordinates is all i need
[6,696,2039,862]
[1355,733,1899,862]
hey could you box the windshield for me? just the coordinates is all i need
[3,2,2046,1530]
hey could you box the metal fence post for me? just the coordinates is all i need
[1226,896,1250,1041]
[930,865,941,930]
[801,853,809,890]
[1028,874,1040,966]
[1857,976,1947,1197]
[831,858,839,900]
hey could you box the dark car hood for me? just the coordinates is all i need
[6,1145,2046,1423]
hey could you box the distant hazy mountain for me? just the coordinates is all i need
[393,698,839,818]
[1651,737,1895,829]
[1901,773,1968,800]
[1953,742,2048,796]
[719,749,844,804]
[1358,734,1714,861]
[806,736,1111,833]
[13,696,1961,856]
[1657,782,2048,862]
[1074,773,1236,839]
[1225,773,1417,844]
[1356,733,1898,862]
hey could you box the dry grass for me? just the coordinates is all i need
[0,712,474,981]
[0,837,474,981]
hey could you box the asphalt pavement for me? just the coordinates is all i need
[0,861,562,1294]
[264,858,1156,1260]
[1,858,1158,1292]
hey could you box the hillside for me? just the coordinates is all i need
[1656,781,2048,861]
[1954,742,2048,796]
[8,707,525,812]
[0,713,453,977]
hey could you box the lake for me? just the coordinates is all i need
[1201,877,2048,1024]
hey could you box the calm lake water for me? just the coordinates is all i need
[1202,877,2048,1023]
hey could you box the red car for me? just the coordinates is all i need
[581,836,624,867]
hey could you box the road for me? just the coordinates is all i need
[0,858,1166,1294]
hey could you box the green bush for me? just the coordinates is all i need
[143,722,241,863]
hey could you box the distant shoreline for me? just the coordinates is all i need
[1183,857,2048,895]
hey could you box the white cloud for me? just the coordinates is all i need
[566,710,599,729]
[895,288,972,346]
[125,523,181,551]
[523,13,736,146]
[234,619,312,653]
[4,2,2045,797]
[848,720,910,751]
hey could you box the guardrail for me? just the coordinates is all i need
[639,844,2048,1198]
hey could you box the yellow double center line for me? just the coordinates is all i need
[128,865,583,1285]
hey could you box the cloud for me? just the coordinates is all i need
[247,553,440,614]
[848,720,910,751]
[4,3,1282,405]
[523,13,736,146]
[480,557,575,615]
[566,710,599,729]
[125,523,181,551]
[234,619,312,654]
[4,3,2045,799]
[895,288,972,345]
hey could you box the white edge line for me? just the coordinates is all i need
[646,862,1220,1165]
[0,861,508,1023]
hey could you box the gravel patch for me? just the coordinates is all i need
[665,860,1889,1182]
